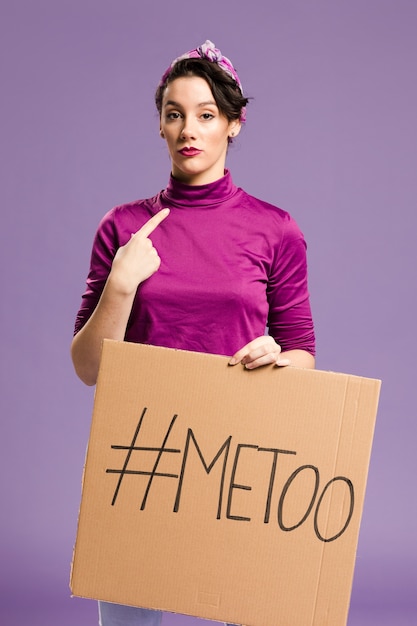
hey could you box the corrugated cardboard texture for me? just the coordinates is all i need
[71,340,380,626]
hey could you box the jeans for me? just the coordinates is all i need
[98,602,237,626]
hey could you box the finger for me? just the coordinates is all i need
[230,338,280,366]
[229,338,266,365]
[134,208,170,238]
[275,358,291,367]
[240,344,281,366]
[243,352,282,370]
[229,349,249,366]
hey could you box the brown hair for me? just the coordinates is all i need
[155,58,249,123]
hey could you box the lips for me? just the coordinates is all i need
[178,147,202,157]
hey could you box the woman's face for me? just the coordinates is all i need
[160,75,241,185]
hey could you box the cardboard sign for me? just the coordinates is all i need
[71,340,380,626]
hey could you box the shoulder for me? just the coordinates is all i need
[236,187,305,240]
[104,191,162,223]
[95,192,164,242]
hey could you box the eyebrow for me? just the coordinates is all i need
[163,99,217,108]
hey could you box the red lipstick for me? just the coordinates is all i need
[178,147,202,157]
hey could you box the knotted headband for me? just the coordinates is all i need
[159,40,244,96]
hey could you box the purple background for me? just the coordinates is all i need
[1,1,416,624]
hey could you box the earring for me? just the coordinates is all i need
[230,131,235,137]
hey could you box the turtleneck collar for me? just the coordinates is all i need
[161,169,238,208]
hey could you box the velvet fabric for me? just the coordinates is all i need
[74,171,315,358]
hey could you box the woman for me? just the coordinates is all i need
[72,40,315,626]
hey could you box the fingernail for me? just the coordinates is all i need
[275,359,290,367]
[229,357,237,366]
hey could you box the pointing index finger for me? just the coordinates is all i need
[135,208,170,238]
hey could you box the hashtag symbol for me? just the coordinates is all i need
[106,407,180,508]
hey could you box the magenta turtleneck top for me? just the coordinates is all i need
[74,170,315,357]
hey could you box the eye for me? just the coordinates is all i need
[166,111,182,121]
[201,113,214,120]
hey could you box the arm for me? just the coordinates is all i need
[280,349,315,369]
[230,213,315,370]
[71,209,170,386]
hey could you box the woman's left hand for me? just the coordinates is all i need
[228,336,291,369]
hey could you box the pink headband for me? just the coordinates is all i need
[159,40,246,122]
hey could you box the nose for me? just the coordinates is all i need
[180,116,197,141]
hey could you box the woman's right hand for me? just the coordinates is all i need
[109,208,170,294]
[71,208,170,386]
